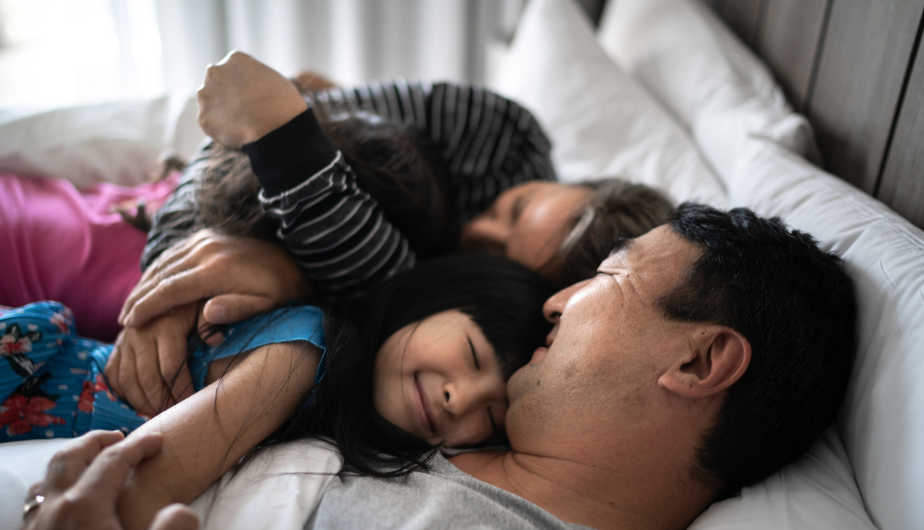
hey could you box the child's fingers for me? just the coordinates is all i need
[105,337,126,400]
[158,307,198,404]
[117,333,159,417]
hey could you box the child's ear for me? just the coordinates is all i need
[658,326,751,398]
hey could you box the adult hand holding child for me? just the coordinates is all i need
[22,431,198,530]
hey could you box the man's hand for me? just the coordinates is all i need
[22,431,199,530]
[197,50,308,148]
[119,229,310,330]
[107,304,200,417]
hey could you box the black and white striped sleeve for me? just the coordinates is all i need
[311,80,557,227]
[243,108,415,300]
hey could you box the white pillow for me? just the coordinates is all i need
[493,1,878,529]
[489,0,726,209]
[597,0,820,180]
[0,437,343,530]
[0,97,170,188]
[690,427,876,530]
[727,137,924,530]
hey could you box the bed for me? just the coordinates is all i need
[1,0,922,528]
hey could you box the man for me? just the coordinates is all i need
[301,203,857,529]
[29,203,857,530]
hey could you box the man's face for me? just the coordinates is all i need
[505,225,703,448]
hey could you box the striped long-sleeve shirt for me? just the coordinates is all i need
[141,81,555,300]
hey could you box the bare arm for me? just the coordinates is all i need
[114,341,321,530]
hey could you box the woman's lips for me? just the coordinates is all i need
[413,374,435,436]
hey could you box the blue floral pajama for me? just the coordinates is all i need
[0,301,325,441]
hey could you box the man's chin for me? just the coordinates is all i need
[506,361,541,402]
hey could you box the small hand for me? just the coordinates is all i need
[107,304,201,417]
[197,51,308,148]
[22,431,199,530]
[119,229,311,330]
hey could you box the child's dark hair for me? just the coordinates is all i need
[272,254,555,477]
[193,111,449,258]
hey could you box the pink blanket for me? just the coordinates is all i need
[0,172,178,341]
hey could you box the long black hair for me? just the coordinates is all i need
[272,254,555,477]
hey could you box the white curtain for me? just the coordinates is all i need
[154,0,523,99]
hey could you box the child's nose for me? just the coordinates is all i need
[441,382,473,417]
[442,378,504,417]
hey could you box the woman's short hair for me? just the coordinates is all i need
[544,178,675,286]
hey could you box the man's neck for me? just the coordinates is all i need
[449,446,713,530]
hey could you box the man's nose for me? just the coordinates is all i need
[459,216,507,255]
[542,280,590,323]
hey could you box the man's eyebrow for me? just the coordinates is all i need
[608,237,634,256]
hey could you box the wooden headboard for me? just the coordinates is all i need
[580,0,924,230]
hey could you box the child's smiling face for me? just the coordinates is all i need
[373,310,509,447]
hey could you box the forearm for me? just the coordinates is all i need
[246,109,416,299]
[117,342,320,529]
[310,81,557,227]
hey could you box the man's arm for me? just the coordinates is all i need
[110,232,310,414]
[24,431,198,530]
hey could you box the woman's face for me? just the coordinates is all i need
[373,310,508,447]
[459,182,591,272]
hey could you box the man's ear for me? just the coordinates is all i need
[658,326,751,398]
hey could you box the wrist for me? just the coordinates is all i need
[243,107,338,196]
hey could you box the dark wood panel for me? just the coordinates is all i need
[721,0,766,47]
[755,0,829,111]
[878,42,924,229]
[805,0,924,194]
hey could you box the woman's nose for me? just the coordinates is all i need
[459,216,508,255]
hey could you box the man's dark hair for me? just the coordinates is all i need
[660,203,858,496]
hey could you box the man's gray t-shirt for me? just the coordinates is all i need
[305,454,591,529]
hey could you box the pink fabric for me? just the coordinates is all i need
[0,172,179,341]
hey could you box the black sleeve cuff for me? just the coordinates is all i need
[242,108,338,197]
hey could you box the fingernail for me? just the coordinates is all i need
[210,304,226,322]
